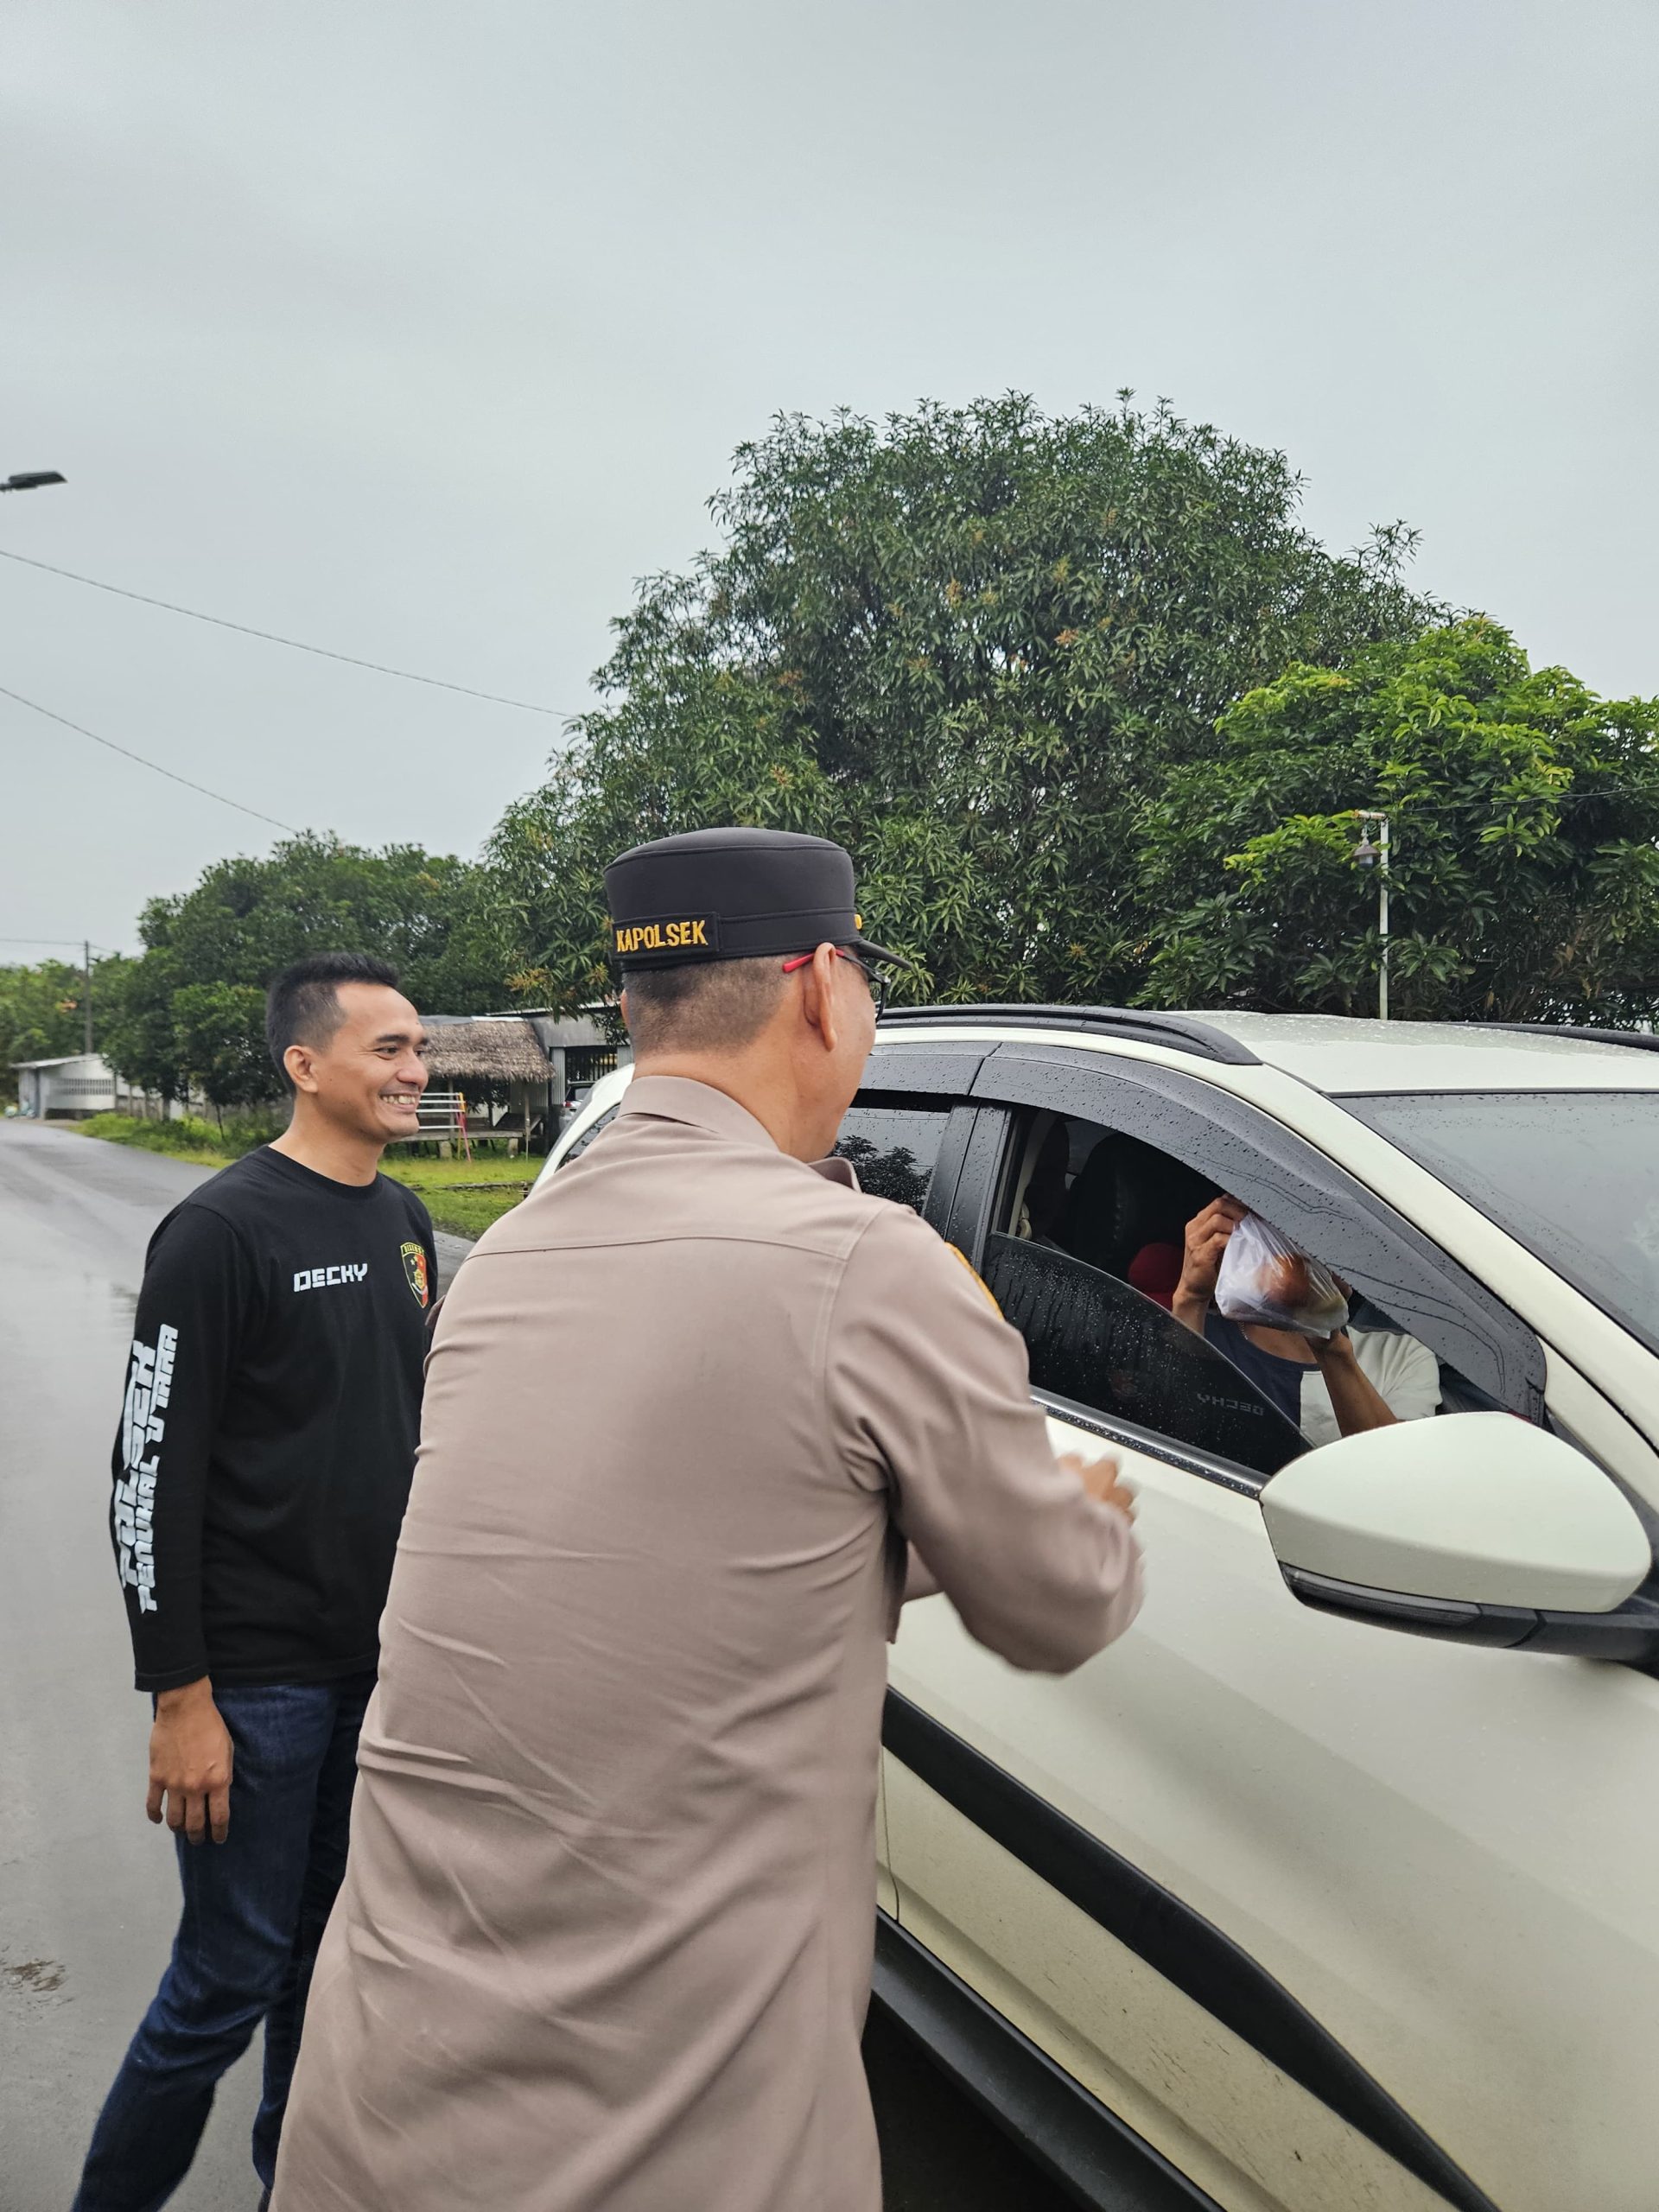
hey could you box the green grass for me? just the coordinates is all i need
[380,1151,540,1238]
[74,1113,238,1167]
[74,1115,539,1240]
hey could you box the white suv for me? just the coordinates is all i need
[543,1008,1659,2212]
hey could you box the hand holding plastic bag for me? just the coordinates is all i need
[1213,1211,1348,1338]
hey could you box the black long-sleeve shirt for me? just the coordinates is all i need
[111,1145,437,1692]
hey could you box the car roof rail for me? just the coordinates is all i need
[1479,1022,1659,1054]
[877,1002,1261,1066]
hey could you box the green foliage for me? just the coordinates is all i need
[98,952,187,1103]
[101,835,517,1100]
[62,399,1659,1058]
[170,982,277,1108]
[0,959,88,1093]
[380,1154,537,1239]
[1136,619,1659,1021]
[131,833,513,1012]
[491,393,1437,1007]
[77,1109,283,1160]
[0,954,133,1100]
[77,1112,233,1160]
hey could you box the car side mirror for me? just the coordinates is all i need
[1260,1414,1659,1659]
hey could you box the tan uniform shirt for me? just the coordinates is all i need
[274,1076,1141,2212]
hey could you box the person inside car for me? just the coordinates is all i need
[1172,1196,1440,1446]
[1014,1117,1072,1246]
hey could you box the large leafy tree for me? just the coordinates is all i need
[98,951,188,1104]
[169,983,278,1110]
[1137,619,1659,1022]
[102,835,515,1102]
[0,954,134,1099]
[492,394,1437,1009]
[1,958,87,1081]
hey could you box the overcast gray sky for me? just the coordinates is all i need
[3,0,1656,957]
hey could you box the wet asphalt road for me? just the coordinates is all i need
[0,1122,1068,2212]
[0,1122,266,2210]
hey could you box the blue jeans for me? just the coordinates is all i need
[73,1676,374,2212]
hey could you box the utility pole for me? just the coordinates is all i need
[1351,811,1392,1020]
[84,939,94,1054]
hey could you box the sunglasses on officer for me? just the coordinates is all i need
[780,947,889,1017]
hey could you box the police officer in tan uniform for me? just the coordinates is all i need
[274,827,1142,2212]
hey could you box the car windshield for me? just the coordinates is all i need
[1345,1090,1659,1357]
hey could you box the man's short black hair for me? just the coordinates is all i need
[267,951,401,1091]
[621,956,785,1058]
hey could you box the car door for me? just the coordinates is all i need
[882,1044,1659,2212]
[827,1051,989,1929]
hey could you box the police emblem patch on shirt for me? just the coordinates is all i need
[400,1240,429,1307]
[946,1243,1001,1313]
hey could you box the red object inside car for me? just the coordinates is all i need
[1127,1241,1183,1309]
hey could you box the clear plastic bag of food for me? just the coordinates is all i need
[1213,1212,1349,1338]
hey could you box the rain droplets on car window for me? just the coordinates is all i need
[1348,1090,1659,1357]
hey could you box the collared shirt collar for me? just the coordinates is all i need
[618,1074,859,1188]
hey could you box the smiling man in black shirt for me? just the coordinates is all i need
[74,951,438,2212]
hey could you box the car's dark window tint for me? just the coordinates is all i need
[982,1233,1307,1478]
[836,1103,950,1212]
[561,1103,619,1162]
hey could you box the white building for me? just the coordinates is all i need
[10,1053,181,1120]
[12,1052,118,1118]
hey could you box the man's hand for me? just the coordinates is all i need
[147,1678,233,1845]
[1058,1450,1137,1522]
[1173,1195,1246,1332]
[1306,1327,1399,1436]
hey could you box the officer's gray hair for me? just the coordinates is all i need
[622,957,786,1057]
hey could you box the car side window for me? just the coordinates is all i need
[835,1100,952,1212]
[561,1103,619,1161]
[983,1114,1308,1478]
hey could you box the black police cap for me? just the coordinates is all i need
[604,827,903,971]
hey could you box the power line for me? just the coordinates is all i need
[0,545,574,718]
[0,683,301,834]
[0,935,121,950]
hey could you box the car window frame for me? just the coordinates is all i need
[832,1092,964,1223]
[847,1043,994,1239]
[557,1100,620,1162]
[950,1043,1548,1434]
[938,1102,1305,1488]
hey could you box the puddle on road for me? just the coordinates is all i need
[3,1958,67,1995]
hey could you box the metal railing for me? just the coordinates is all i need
[394,1090,540,1149]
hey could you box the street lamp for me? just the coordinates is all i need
[1351,810,1392,1020]
[1,470,67,493]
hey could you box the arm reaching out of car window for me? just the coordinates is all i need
[1173,1198,1436,1443]
[1172,1195,1246,1335]
[1304,1329,1400,1435]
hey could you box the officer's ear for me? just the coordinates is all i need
[798,943,843,1056]
[618,987,632,1036]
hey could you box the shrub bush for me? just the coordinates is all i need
[77,1113,230,1159]
[78,1109,290,1160]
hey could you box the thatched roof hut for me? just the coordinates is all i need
[421,1019,550,1084]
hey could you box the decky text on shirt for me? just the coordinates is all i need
[293,1263,370,1291]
